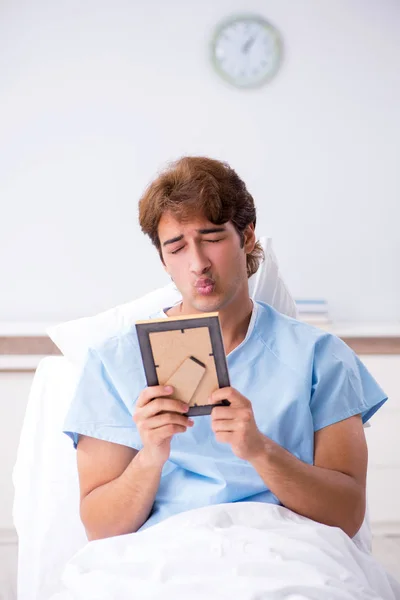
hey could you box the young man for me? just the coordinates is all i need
[64,157,387,542]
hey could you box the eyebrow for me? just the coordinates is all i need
[162,227,227,247]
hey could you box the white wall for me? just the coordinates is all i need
[1,0,399,323]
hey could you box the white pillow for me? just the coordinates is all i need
[47,237,297,366]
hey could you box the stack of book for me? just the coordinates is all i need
[295,299,331,327]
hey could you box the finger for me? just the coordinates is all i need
[211,389,249,408]
[212,419,237,432]
[149,413,194,431]
[151,423,190,440]
[211,406,238,421]
[145,413,194,431]
[139,398,190,420]
[209,387,235,405]
[214,432,232,444]
[137,385,174,408]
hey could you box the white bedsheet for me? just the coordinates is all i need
[51,502,400,600]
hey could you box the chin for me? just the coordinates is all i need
[190,294,225,313]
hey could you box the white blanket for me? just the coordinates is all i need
[51,502,400,600]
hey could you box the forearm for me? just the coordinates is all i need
[80,448,163,540]
[249,437,365,538]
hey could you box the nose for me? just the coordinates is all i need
[189,244,211,276]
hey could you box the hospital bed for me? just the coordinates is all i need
[12,238,392,600]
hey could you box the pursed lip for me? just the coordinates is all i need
[194,277,215,288]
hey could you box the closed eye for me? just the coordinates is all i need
[170,239,223,254]
[204,238,223,244]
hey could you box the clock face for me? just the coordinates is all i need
[211,15,283,89]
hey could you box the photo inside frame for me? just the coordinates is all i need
[149,326,219,407]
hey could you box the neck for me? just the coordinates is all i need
[218,295,254,355]
[177,289,253,356]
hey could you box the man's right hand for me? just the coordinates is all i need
[133,385,194,467]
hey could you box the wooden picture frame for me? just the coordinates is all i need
[135,312,230,416]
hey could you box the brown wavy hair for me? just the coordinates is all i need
[138,156,264,278]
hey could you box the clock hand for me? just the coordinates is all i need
[242,35,257,54]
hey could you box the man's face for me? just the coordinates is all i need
[158,212,254,313]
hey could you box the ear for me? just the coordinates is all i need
[243,223,256,254]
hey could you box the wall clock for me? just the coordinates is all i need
[211,14,283,89]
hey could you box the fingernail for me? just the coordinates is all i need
[164,386,173,393]
[188,419,194,425]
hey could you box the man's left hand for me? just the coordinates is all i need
[210,387,266,462]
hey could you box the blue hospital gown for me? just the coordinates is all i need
[63,301,387,532]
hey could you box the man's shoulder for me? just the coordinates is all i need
[255,300,327,339]
[88,324,141,366]
[253,301,347,360]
